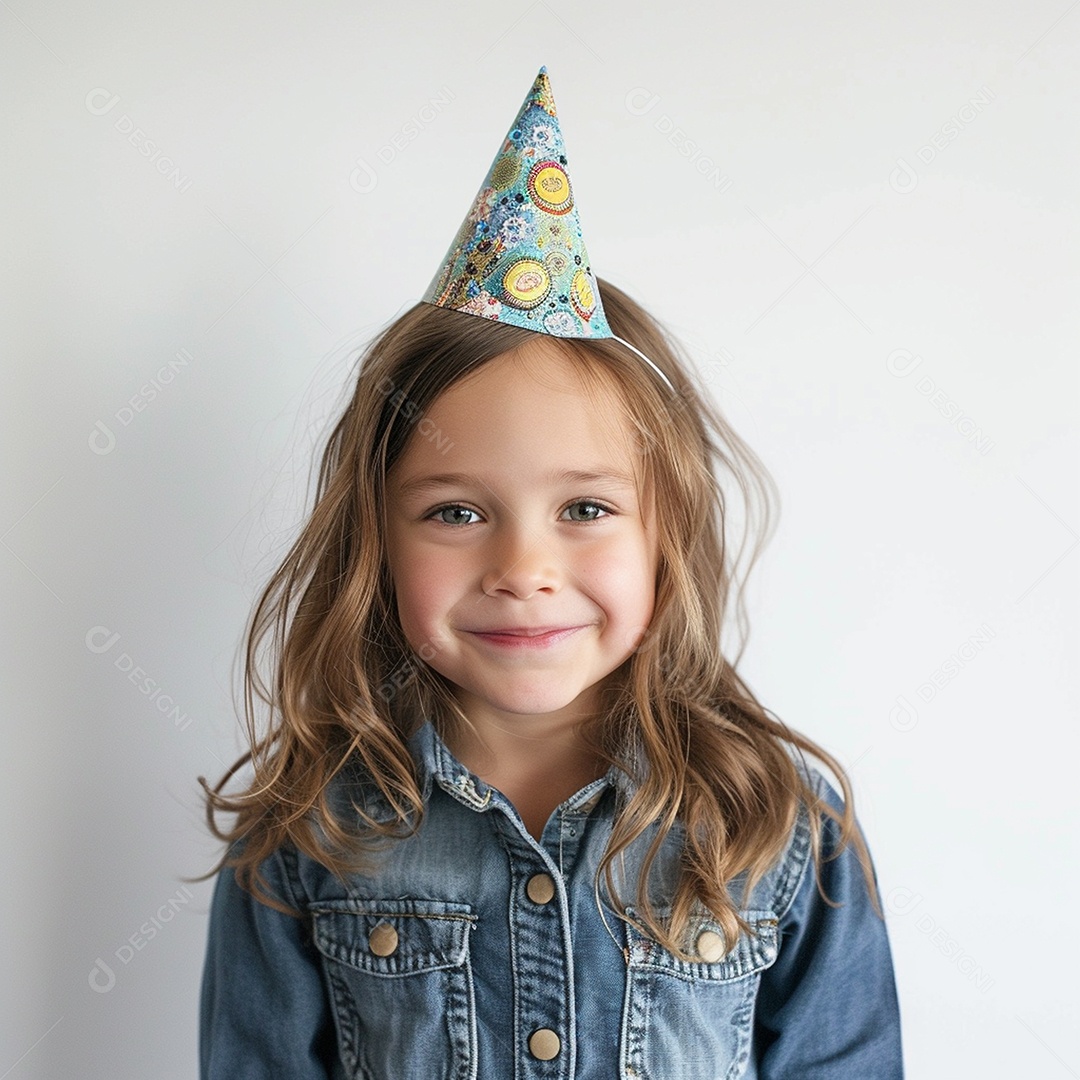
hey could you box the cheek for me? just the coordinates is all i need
[388,544,462,634]
[586,539,656,613]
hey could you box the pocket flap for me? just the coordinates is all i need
[625,907,779,982]
[310,898,475,976]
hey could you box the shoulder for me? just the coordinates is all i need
[219,751,411,913]
[321,748,402,816]
[749,754,852,921]
[750,764,903,1074]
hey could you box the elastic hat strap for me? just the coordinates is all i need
[610,334,677,395]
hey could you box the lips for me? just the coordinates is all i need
[465,625,587,648]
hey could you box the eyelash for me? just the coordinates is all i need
[425,500,616,526]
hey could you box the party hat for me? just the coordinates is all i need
[421,67,609,337]
[420,68,674,392]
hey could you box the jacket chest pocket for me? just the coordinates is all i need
[621,908,779,1080]
[310,899,477,1080]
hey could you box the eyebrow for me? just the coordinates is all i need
[395,469,639,501]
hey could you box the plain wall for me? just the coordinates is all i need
[2,0,1076,1075]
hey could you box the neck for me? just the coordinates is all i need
[443,708,608,841]
[444,695,606,790]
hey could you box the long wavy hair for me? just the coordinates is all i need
[195,279,879,959]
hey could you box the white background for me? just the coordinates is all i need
[2,0,1076,1075]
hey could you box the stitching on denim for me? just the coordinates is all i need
[769,776,815,922]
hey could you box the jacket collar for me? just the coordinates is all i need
[407,718,637,816]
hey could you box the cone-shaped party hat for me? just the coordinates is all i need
[422,66,612,339]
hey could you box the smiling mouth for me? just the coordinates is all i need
[465,626,586,648]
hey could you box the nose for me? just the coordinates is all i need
[480,522,563,599]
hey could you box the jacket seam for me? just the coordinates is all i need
[276,842,309,912]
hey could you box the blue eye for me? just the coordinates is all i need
[563,501,611,522]
[430,505,480,526]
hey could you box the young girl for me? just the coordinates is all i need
[197,69,902,1079]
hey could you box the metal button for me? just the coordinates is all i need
[526,873,556,904]
[528,1028,561,1060]
[696,929,726,962]
[368,921,399,957]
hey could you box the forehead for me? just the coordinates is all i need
[391,339,642,479]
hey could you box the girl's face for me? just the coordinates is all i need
[384,338,659,735]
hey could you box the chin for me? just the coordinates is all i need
[487,695,581,717]
[464,681,586,718]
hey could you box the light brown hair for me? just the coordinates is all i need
[196,280,878,958]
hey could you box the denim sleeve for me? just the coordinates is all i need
[199,844,338,1078]
[753,775,904,1077]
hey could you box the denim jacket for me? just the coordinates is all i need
[200,720,903,1078]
